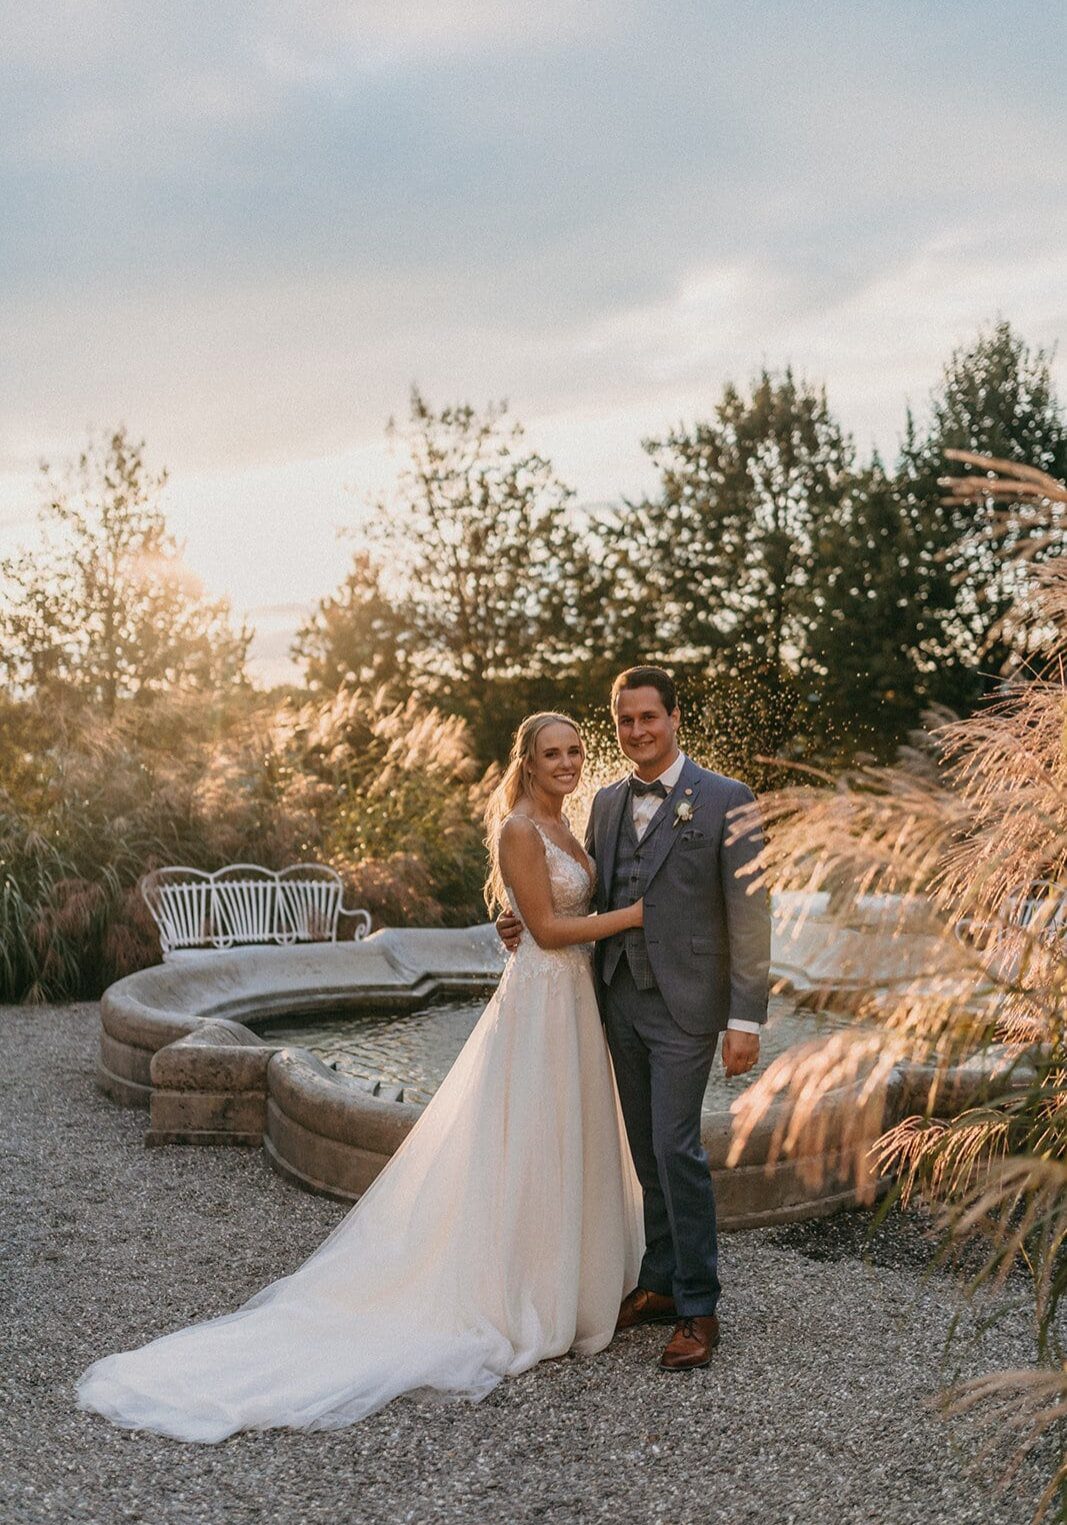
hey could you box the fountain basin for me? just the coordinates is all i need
[97,920,899,1228]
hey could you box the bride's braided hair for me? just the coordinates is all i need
[483,711,584,913]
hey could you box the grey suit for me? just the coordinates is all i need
[585,756,771,1315]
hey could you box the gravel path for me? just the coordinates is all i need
[1,1003,1055,1525]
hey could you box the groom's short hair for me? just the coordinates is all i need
[611,665,678,715]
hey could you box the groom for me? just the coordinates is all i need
[499,665,770,1370]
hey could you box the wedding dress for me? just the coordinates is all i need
[77,820,643,1441]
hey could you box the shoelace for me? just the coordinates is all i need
[679,1318,698,1340]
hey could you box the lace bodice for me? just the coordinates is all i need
[503,823,597,988]
[505,817,594,918]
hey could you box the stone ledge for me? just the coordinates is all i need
[101,927,505,1108]
[94,909,971,1229]
[267,1048,416,1153]
[256,1041,885,1229]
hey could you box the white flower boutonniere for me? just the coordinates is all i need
[672,800,694,830]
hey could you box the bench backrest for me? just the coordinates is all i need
[141,864,370,956]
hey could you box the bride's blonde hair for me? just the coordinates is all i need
[483,711,584,913]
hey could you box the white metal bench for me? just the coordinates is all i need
[140,864,372,959]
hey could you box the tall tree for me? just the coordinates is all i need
[598,371,855,771]
[292,551,411,694]
[0,428,249,714]
[313,390,596,758]
[807,461,951,759]
[603,370,854,670]
[898,320,1067,704]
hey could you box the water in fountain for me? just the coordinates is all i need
[262,993,847,1109]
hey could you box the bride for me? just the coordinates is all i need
[77,712,644,1441]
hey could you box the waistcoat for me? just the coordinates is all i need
[602,800,668,991]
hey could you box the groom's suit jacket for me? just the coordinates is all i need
[584,757,771,1036]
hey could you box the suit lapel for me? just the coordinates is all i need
[597,779,630,909]
[640,757,704,890]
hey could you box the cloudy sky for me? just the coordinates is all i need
[3,0,1066,681]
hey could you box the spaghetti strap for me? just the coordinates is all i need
[522,817,594,888]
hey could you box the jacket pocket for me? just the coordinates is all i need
[680,832,710,850]
[690,936,715,956]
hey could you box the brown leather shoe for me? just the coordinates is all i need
[659,1315,720,1370]
[615,1287,677,1333]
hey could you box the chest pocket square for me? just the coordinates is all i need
[679,829,709,849]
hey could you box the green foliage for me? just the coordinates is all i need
[898,320,1067,706]
[0,428,250,715]
[7,327,1067,1002]
[294,339,1067,772]
[298,389,605,761]
[806,462,951,758]
[595,370,858,770]
[738,448,1067,1519]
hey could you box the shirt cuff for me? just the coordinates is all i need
[726,1018,762,1035]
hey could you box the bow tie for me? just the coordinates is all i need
[629,776,668,799]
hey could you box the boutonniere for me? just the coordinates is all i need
[672,799,694,829]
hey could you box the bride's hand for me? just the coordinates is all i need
[628,898,644,928]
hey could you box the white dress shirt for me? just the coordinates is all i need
[630,750,688,839]
[629,752,762,1038]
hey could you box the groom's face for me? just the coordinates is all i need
[613,686,681,777]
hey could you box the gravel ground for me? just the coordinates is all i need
[1,1003,1057,1525]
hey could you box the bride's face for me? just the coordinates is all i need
[527,722,584,800]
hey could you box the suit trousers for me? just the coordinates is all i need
[603,959,720,1316]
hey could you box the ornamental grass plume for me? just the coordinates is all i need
[726,452,1067,1520]
[279,685,492,926]
[0,685,492,1000]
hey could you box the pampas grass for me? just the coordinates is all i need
[726,453,1067,1519]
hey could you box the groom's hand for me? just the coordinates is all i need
[722,1029,760,1079]
[496,911,523,953]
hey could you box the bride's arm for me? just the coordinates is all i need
[498,817,642,950]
